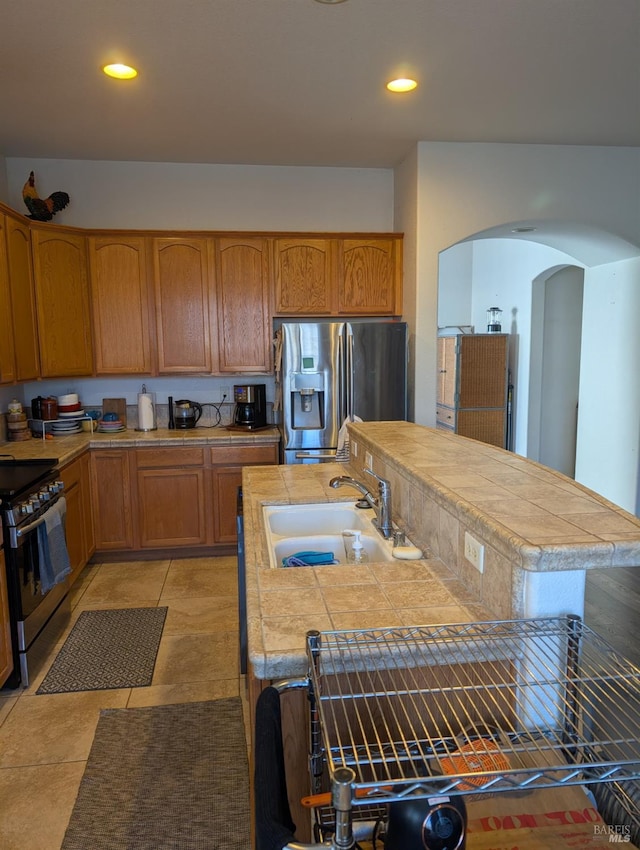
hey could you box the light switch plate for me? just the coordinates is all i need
[365,451,373,469]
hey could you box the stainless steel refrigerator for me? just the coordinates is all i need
[279,320,408,463]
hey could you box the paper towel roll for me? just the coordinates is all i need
[137,393,156,431]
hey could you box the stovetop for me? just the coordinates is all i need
[0,457,58,502]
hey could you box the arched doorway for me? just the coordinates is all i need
[436,221,640,514]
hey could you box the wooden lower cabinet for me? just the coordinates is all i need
[91,443,278,555]
[211,466,243,544]
[90,450,134,550]
[136,448,209,548]
[0,549,14,687]
[60,453,95,583]
[210,445,278,544]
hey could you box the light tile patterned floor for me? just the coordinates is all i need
[0,556,247,850]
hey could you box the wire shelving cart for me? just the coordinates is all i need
[288,615,640,849]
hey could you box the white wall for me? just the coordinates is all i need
[393,147,419,421]
[398,142,640,428]
[0,156,7,203]
[5,159,394,231]
[437,242,473,329]
[577,257,640,512]
[395,141,640,511]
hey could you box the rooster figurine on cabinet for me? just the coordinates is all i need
[22,171,70,221]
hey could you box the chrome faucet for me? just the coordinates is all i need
[329,468,394,539]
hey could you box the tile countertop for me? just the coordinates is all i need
[242,423,640,680]
[347,421,640,573]
[0,426,281,468]
[242,461,492,681]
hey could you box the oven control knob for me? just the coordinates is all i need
[29,497,41,510]
[38,489,52,502]
[21,501,34,515]
[47,482,60,495]
[54,480,64,492]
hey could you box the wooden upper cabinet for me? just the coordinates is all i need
[5,214,40,381]
[89,236,154,374]
[31,227,93,377]
[215,237,271,373]
[153,237,214,373]
[0,215,16,384]
[273,238,334,315]
[338,237,402,315]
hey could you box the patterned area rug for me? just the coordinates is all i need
[37,607,168,694]
[62,699,250,850]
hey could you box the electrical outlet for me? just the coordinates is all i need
[464,531,485,573]
[220,385,230,402]
[365,451,373,469]
[351,440,358,458]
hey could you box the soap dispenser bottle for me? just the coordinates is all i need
[345,530,368,564]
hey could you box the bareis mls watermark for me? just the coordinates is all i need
[593,823,632,842]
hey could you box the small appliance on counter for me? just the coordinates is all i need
[173,399,202,429]
[229,384,268,431]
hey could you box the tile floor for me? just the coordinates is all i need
[0,556,247,850]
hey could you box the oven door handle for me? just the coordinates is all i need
[10,514,47,548]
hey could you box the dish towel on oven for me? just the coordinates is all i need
[37,496,71,593]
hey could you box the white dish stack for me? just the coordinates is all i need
[52,393,85,435]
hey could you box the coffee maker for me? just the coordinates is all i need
[231,384,268,430]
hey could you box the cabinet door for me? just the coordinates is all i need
[437,337,457,408]
[0,215,16,384]
[31,227,93,377]
[90,450,134,550]
[210,444,278,544]
[215,237,271,372]
[211,466,243,544]
[153,238,213,373]
[89,236,154,374]
[338,238,402,315]
[80,452,95,561]
[5,214,40,381]
[0,550,14,687]
[458,334,508,409]
[60,453,95,582]
[137,467,208,548]
[61,471,84,582]
[273,238,334,315]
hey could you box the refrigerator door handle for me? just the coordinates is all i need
[346,323,354,422]
[338,331,348,425]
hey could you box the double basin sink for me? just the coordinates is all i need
[263,501,404,568]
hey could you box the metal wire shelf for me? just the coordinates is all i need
[305,616,640,806]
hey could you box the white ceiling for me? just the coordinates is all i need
[2,0,639,169]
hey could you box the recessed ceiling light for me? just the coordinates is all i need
[103,63,138,80]
[314,0,348,4]
[386,78,418,93]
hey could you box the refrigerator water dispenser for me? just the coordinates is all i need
[290,372,325,430]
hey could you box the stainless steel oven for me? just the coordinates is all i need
[0,458,71,688]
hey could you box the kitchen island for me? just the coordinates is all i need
[243,421,640,681]
[243,422,640,843]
